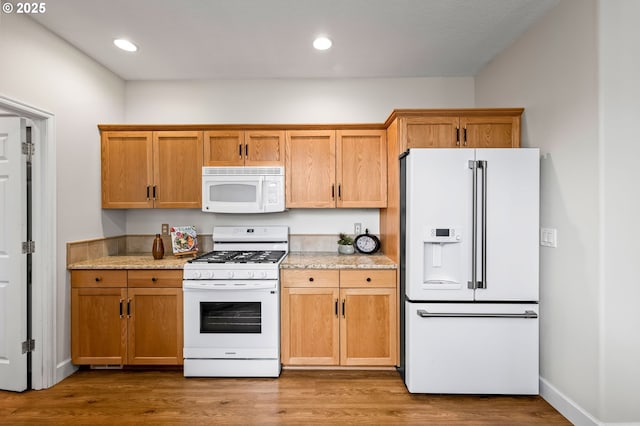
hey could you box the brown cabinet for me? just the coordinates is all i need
[203,130,285,166]
[71,269,183,366]
[101,130,203,208]
[285,129,387,208]
[281,269,396,367]
[402,111,522,151]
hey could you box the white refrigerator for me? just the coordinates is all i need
[400,148,539,394]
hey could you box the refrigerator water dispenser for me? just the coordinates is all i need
[423,227,463,289]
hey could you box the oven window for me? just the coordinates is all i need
[210,184,256,203]
[200,302,261,334]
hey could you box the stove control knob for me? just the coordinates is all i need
[191,271,201,279]
[228,271,234,278]
[247,271,254,278]
[260,271,267,278]
[202,271,212,279]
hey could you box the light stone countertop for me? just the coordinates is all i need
[67,255,192,270]
[281,252,397,269]
[68,252,397,270]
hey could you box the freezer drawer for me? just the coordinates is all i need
[405,302,539,394]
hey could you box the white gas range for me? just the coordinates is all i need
[182,226,288,378]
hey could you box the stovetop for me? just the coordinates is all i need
[189,250,287,264]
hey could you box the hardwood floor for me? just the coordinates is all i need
[0,369,569,425]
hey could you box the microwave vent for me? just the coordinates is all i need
[203,166,284,176]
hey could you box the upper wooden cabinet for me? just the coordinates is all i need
[203,130,285,166]
[402,110,522,150]
[285,129,387,208]
[101,130,203,208]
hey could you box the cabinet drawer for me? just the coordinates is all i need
[281,269,339,288]
[71,270,127,288]
[127,270,183,288]
[339,270,396,288]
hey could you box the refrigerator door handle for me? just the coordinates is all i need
[479,160,488,289]
[468,160,478,290]
[417,309,538,319]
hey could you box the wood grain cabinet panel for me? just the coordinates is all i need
[71,269,183,366]
[204,130,285,166]
[101,130,203,208]
[336,130,387,208]
[281,268,397,367]
[461,116,520,148]
[285,130,336,208]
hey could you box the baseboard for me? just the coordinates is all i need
[55,358,78,385]
[540,377,600,426]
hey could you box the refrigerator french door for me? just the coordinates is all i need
[400,148,540,394]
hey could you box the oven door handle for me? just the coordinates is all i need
[183,281,277,291]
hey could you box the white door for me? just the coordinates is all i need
[405,302,539,394]
[0,117,27,391]
[405,149,474,301]
[474,149,539,302]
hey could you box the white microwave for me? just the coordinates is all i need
[202,166,285,213]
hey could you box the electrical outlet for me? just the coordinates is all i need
[354,223,362,235]
[161,223,170,236]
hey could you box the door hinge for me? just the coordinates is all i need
[22,339,36,354]
[22,240,36,254]
[22,142,35,160]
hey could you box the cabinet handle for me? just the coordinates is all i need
[239,144,243,158]
[456,128,460,146]
[463,127,467,146]
[119,299,124,318]
[331,184,335,200]
[146,185,150,200]
[126,298,131,318]
[308,277,314,282]
[94,277,102,282]
[151,277,157,282]
[335,299,338,317]
[366,277,372,282]
[338,184,341,200]
[152,185,157,200]
[245,144,248,158]
[342,300,346,318]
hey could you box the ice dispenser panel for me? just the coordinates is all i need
[423,227,463,289]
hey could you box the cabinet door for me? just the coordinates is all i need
[340,288,397,366]
[203,130,244,166]
[281,287,339,365]
[336,130,387,208]
[71,287,127,365]
[285,130,336,208]
[404,116,460,149]
[460,116,521,148]
[101,131,153,208]
[127,287,183,365]
[153,131,203,208]
[245,130,285,166]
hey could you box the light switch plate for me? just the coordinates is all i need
[161,223,170,236]
[540,227,557,248]
[354,223,362,235]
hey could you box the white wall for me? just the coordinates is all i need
[599,0,640,421]
[477,0,640,423]
[0,15,126,378]
[124,77,475,235]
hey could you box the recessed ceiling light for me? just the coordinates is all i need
[313,37,332,51]
[113,38,138,52]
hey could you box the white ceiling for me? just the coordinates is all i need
[31,0,558,81]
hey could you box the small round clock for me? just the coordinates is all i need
[354,229,381,254]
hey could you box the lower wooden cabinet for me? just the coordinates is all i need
[281,269,397,367]
[71,269,183,366]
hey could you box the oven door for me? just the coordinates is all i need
[183,281,279,359]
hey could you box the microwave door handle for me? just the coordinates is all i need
[257,177,265,211]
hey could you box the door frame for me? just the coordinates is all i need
[0,95,57,389]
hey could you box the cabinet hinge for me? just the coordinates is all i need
[22,241,36,254]
[22,339,36,354]
[22,142,35,160]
